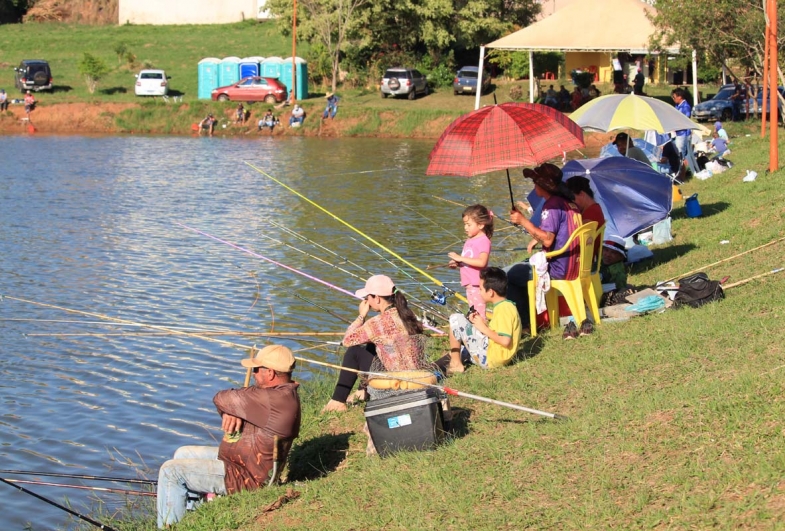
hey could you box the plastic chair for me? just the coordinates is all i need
[527,222,597,336]
[588,223,606,317]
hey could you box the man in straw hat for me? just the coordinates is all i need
[506,163,586,338]
[323,92,339,119]
[157,344,301,528]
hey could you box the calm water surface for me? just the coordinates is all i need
[0,134,534,529]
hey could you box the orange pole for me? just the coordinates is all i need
[291,0,297,104]
[762,9,770,137]
[769,0,779,171]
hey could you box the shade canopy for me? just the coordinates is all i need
[486,0,679,53]
[569,94,710,134]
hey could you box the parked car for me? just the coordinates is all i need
[14,60,53,92]
[693,83,784,122]
[134,69,170,97]
[380,68,428,100]
[211,76,288,103]
[453,66,490,96]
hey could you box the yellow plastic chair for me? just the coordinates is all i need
[527,222,598,336]
[589,223,606,305]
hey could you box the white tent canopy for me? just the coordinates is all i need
[474,0,694,109]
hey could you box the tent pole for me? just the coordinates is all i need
[529,50,535,103]
[691,50,698,106]
[475,46,485,110]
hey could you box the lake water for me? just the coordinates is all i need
[0,134,533,529]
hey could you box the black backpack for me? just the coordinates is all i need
[674,273,725,308]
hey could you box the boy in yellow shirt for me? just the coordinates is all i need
[446,267,521,373]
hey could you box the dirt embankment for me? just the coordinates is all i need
[0,101,611,147]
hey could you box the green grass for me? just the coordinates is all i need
[105,120,785,530]
[0,20,302,102]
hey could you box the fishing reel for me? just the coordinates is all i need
[430,287,455,305]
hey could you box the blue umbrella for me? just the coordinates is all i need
[527,157,672,239]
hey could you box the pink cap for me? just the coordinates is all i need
[355,275,395,298]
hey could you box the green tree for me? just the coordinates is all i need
[0,0,31,23]
[78,53,110,94]
[267,0,371,92]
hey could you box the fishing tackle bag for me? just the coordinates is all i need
[673,272,725,308]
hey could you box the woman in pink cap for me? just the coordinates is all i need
[322,274,424,413]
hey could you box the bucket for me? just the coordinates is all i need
[685,193,702,218]
[672,184,683,202]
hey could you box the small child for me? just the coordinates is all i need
[710,131,729,158]
[446,267,521,373]
[600,234,628,291]
[448,204,493,319]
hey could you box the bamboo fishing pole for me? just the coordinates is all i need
[723,267,785,289]
[664,236,785,283]
[5,295,561,419]
[0,470,156,485]
[26,332,347,339]
[3,478,156,497]
[0,477,118,531]
[243,162,469,305]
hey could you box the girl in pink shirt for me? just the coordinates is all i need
[448,204,493,318]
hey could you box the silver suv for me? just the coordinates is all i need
[381,68,429,100]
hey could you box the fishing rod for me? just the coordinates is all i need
[723,267,785,289]
[6,296,560,419]
[3,478,156,497]
[266,220,450,319]
[347,235,457,316]
[174,223,445,335]
[1,318,224,330]
[0,470,156,485]
[399,204,463,240]
[429,195,525,230]
[243,161,469,304]
[663,235,785,283]
[0,477,118,531]
[26,331,347,338]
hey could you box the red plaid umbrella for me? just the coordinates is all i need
[426,103,585,206]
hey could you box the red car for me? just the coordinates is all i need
[211,76,288,103]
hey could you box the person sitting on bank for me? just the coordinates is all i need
[322,274,424,413]
[710,130,730,158]
[258,109,278,133]
[235,103,246,124]
[446,267,521,373]
[588,84,601,99]
[156,344,301,528]
[323,92,339,119]
[199,113,216,136]
[714,121,729,141]
[571,87,583,111]
[289,104,305,127]
[544,85,559,108]
[505,163,584,338]
[613,132,651,165]
[558,85,571,110]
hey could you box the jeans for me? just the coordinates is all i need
[157,446,227,528]
[323,104,337,119]
[504,262,532,327]
[289,116,304,126]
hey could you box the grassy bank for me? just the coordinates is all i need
[97,121,785,531]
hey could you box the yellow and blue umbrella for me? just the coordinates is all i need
[570,94,710,135]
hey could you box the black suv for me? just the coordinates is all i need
[14,60,53,92]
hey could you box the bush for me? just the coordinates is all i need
[572,71,594,88]
[509,85,523,101]
[78,52,110,94]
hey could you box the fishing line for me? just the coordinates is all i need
[257,232,366,283]
[0,477,118,531]
[243,161,468,304]
[5,296,562,418]
[0,470,156,485]
[293,293,353,325]
[174,223,445,334]
[2,478,156,497]
[399,204,462,240]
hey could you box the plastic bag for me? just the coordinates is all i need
[625,295,666,313]
[652,217,673,245]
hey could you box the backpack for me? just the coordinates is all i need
[673,273,725,308]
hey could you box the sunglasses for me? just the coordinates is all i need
[252,366,269,374]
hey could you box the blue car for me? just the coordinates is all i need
[693,83,783,122]
[453,66,490,96]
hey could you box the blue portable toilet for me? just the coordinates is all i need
[281,57,309,100]
[239,56,263,79]
[219,56,241,87]
[261,57,284,79]
[197,57,221,100]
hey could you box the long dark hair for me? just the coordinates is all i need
[380,290,423,335]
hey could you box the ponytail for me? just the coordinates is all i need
[381,289,423,335]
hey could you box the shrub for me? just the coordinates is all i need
[509,85,523,101]
[78,52,110,94]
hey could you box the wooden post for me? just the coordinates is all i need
[762,8,770,138]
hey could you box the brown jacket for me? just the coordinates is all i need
[213,382,301,494]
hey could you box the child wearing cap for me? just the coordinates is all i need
[600,234,628,291]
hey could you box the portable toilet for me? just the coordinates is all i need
[219,56,241,87]
[239,56,263,79]
[261,57,284,79]
[281,57,309,100]
[197,57,221,100]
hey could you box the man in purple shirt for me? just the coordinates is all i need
[671,87,692,160]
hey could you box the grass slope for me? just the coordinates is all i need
[105,121,785,531]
